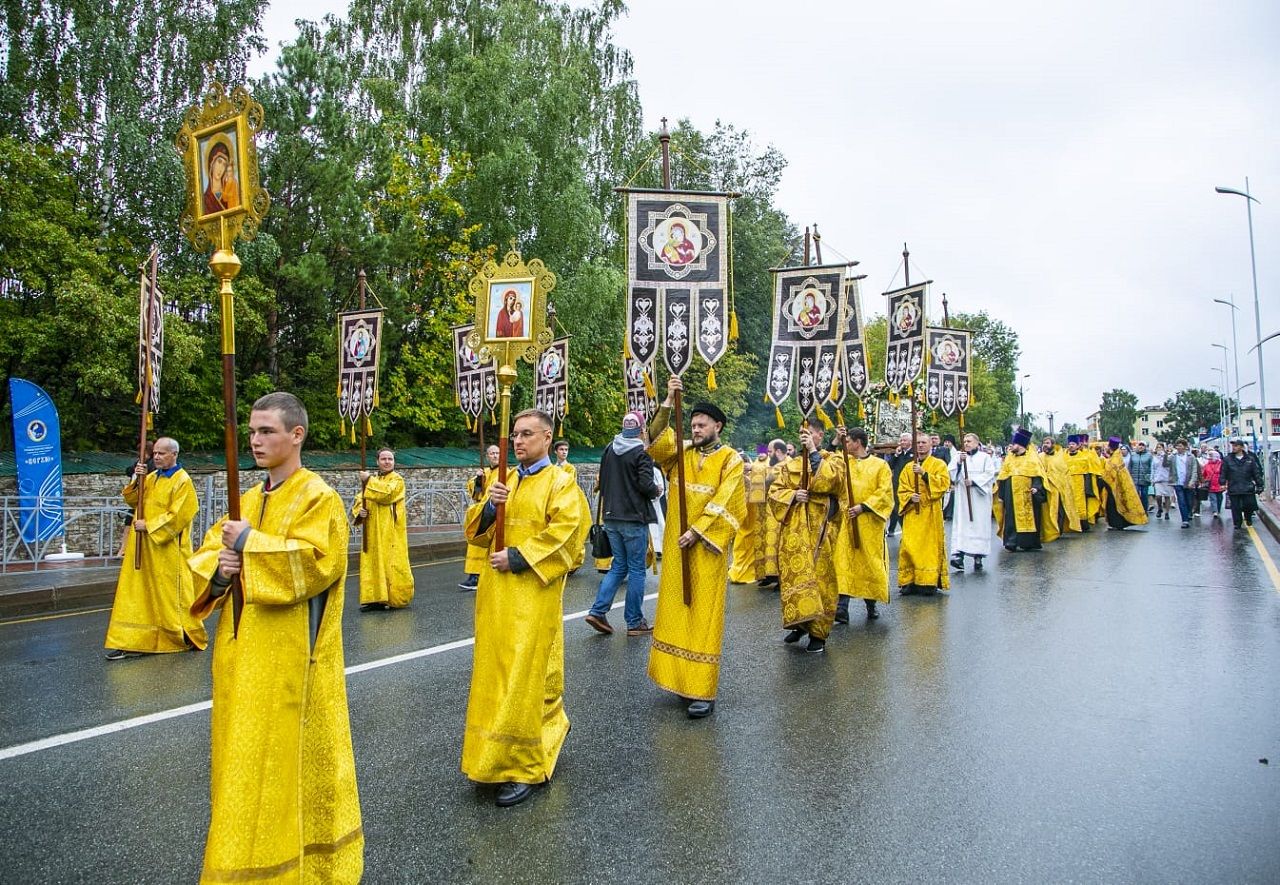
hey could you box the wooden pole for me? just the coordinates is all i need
[358,269,369,553]
[813,223,822,265]
[841,442,861,550]
[904,243,920,499]
[494,349,516,552]
[803,226,811,266]
[941,291,973,518]
[659,118,693,606]
[133,247,158,569]
[211,220,244,637]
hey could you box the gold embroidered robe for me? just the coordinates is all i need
[461,464,588,784]
[1039,449,1082,536]
[188,468,362,884]
[896,455,951,589]
[761,460,784,578]
[105,467,207,652]
[993,451,1047,549]
[831,453,894,604]
[1065,450,1101,526]
[647,429,745,701]
[728,457,769,584]
[1098,450,1150,529]
[768,452,840,637]
[352,470,414,607]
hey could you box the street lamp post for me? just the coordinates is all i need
[1211,367,1227,431]
[1019,373,1031,429]
[1213,295,1241,429]
[1212,343,1231,431]
[1216,180,1268,490]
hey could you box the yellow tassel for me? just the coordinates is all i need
[763,391,771,404]
[643,371,656,399]
[836,408,846,426]
[336,378,342,398]
[624,340,632,359]
[145,412,153,431]
[858,401,866,420]
[707,366,717,391]
[135,390,143,405]
[958,413,965,429]
[816,408,834,430]
[490,410,497,426]
[365,417,372,437]
[350,423,357,444]
[454,387,460,407]
[775,406,785,429]
[906,382,913,398]
[373,389,379,408]
[829,373,840,402]
[729,311,739,341]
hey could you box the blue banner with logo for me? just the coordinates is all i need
[8,378,65,542]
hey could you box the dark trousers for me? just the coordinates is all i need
[1229,493,1258,526]
[1173,486,1194,523]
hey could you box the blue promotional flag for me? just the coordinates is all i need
[8,378,65,542]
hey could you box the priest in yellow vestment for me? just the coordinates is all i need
[188,392,362,884]
[728,449,768,584]
[1039,437,1082,536]
[830,426,894,622]
[1063,435,1101,529]
[994,428,1049,551]
[647,376,745,718]
[897,432,952,595]
[462,408,589,807]
[756,439,788,588]
[352,447,415,610]
[459,443,501,590]
[105,436,207,658]
[1097,436,1150,529]
[768,425,840,651]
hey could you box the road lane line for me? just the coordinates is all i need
[0,606,112,626]
[0,591,660,761]
[1246,526,1280,593]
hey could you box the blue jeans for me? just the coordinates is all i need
[589,520,649,627]
[1174,486,1194,523]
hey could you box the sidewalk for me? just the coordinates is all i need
[0,526,467,620]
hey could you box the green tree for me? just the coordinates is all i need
[1098,388,1140,442]
[1158,388,1233,444]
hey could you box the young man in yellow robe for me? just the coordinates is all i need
[728,448,768,584]
[768,424,840,652]
[462,409,589,807]
[188,392,362,884]
[1096,436,1150,529]
[830,426,894,623]
[1039,436,1082,536]
[353,447,415,610]
[1064,435,1101,529]
[994,427,1048,551]
[897,432,952,596]
[105,436,207,659]
[756,438,788,589]
[554,439,576,478]
[459,443,501,590]
[647,375,746,717]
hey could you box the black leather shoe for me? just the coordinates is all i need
[973,556,984,572]
[757,576,779,589]
[495,782,536,807]
[899,584,918,596]
[805,637,826,653]
[687,700,715,719]
[950,554,965,570]
[865,600,879,620]
[784,628,806,644]
[834,605,850,625]
[919,586,937,597]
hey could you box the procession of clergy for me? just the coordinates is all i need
[101,381,1147,882]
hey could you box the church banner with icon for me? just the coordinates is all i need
[883,283,928,394]
[136,261,164,417]
[452,323,495,431]
[764,264,846,426]
[337,309,382,438]
[925,326,972,418]
[830,277,869,418]
[534,338,570,432]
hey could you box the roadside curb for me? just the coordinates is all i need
[1259,502,1280,545]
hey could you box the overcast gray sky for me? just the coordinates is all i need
[257,1,1280,428]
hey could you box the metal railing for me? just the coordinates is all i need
[1,479,476,573]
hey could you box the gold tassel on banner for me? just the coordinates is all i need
[816,408,834,430]
[643,371,656,400]
[454,387,460,407]
[623,340,632,360]
[828,373,840,402]
[775,406,785,429]
[336,378,342,399]
[729,311,739,342]
[858,401,866,420]
[364,417,372,437]
[135,390,143,405]
[707,366,717,391]
[490,409,497,426]
[958,413,965,430]
[350,423,357,444]
[836,408,846,426]
[145,412,153,431]
[373,389,379,408]
[906,382,914,398]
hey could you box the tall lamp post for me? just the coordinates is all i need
[1216,180,1268,491]
[1019,373,1031,429]
[1212,343,1232,432]
[1210,367,1227,433]
[1213,295,1241,429]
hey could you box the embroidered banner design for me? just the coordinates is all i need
[534,338,569,429]
[452,323,493,429]
[338,309,383,425]
[925,327,972,417]
[766,264,846,419]
[884,282,928,394]
[136,265,164,414]
[832,277,868,411]
[625,355,657,419]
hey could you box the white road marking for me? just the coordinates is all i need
[0,591,659,762]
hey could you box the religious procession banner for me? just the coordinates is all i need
[452,323,494,431]
[829,275,869,418]
[765,264,846,426]
[624,189,732,387]
[884,282,928,394]
[136,257,164,417]
[534,338,569,432]
[337,308,382,438]
[925,326,973,418]
[624,355,657,419]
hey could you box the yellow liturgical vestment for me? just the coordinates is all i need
[768,452,840,637]
[352,470,415,607]
[1065,449,1102,526]
[461,463,588,785]
[896,455,951,590]
[831,453,895,605]
[1099,450,1149,529]
[647,427,745,702]
[993,450,1048,549]
[105,467,207,652]
[728,456,768,584]
[1039,449,1081,537]
[464,467,498,576]
[188,468,363,884]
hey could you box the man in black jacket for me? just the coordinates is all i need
[585,411,662,636]
[884,432,914,535]
[1221,437,1265,529]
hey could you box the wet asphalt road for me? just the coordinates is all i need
[2,517,1279,884]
